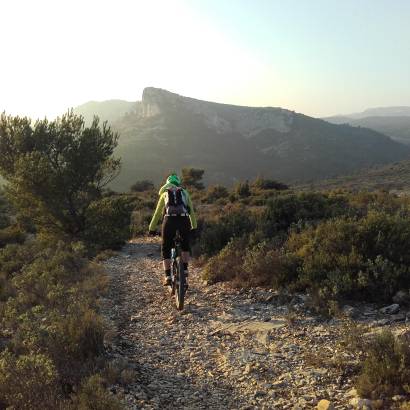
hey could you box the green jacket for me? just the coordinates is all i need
[149,183,197,231]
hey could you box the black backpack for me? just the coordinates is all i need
[165,187,189,216]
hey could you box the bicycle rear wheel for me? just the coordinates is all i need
[175,257,186,310]
[170,260,177,295]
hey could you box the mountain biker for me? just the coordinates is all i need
[148,174,197,286]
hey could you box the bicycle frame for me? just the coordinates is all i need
[169,231,186,310]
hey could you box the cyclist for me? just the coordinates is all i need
[149,174,197,286]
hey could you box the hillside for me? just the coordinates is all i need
[76,89,410,191]
[324,107,410,145]
[298,159,410,192]
[73,99,137,125]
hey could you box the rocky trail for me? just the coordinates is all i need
[101,237,410,410]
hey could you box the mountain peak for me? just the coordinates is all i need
[140,87,294,134]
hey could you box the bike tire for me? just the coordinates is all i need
[175,257,185,310]
[171,260,177,295]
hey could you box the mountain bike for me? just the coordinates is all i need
[168,231,187,310]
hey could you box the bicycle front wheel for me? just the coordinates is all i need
[175,257,185,310]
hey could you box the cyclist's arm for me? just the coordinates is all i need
[149,194,165,231]
[186,192,197,229]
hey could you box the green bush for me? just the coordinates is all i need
[83,196,133,251]
[131,207,152,236]
[285,211,410,301]
[0,350,59,409]
[0,240,109,407]
[252,177,289,191]
[356,330,410,398]
[260,191,349,237]
[203,239,286,288]
[198,206,256,255]
[0,224,26,247]
[205,185,229,203]
[73,375,123,410]
[203,237,245,283]
[0,111,121,243]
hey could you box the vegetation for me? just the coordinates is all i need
[356,330,410,398]
[0,111,128,251]
[181,167,205,190]
[1,108,410,406]
[192,184,410,310]
[0,113,124,408]
[130,180,154,192]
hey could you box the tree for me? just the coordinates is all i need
[181,168,205,190]
[0,111,121,240]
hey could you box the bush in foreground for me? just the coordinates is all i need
[0,240,113,407]
[356,330,410,398]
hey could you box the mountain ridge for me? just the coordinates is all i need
[73,88,410,191]
[324,107,410,145]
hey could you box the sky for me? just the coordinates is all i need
[1,0,409,119]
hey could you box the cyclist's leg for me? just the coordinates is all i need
[161,216,176,283]
[179,216,191,274]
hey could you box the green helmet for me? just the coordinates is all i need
[166,174,181,186]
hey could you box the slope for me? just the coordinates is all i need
[78,88,410,191]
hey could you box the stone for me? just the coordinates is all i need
[349,397,372,409]
[392,395,406,402]
[380,303,400,314]
[345,388,358,398]
[373,318,390,326]
[391,313,406,322]
[316,399,335,410]
[342,305,360,318]
[392,290,409,304]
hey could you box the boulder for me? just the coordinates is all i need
[317,399,335,410]
[380,304,400,314]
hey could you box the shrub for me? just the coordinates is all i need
[0,240,109,406]
[202,237,245,283]
[181,168,205,190]
[83,196,133,251]
[198,206,256,255]
[205,185,229,203]
[252,177,289,191]
[260,191,349,237]
[237,242,286,288]
[0,224,26,247]
[130,180,154,192]
[130,207,152,236]
[285,211,410,302]
[356,330,410,398]
[235,181,251,198]
[203,239,286,288]
[0,350,58,409]
[72,375,123,410]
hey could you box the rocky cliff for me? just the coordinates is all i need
[74,88,410,191]
[140,87,293,135]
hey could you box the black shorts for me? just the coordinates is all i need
[161,216,191,260]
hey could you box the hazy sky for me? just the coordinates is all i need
[1,0,409,118]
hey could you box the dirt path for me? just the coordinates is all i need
[100,237,408,410]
